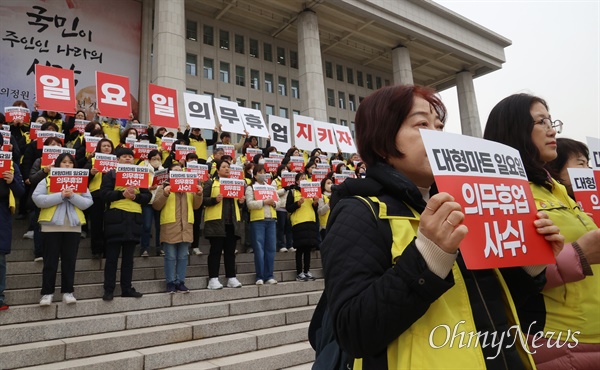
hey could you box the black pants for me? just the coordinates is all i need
[103,241,136,293]
[207,225,237,278]
[192,208,203,249]
[89,193,105,255]
[295,244,313,274]
[41,232,80,295]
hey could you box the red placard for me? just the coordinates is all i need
[161,137,177,151]
[281,171,297,188]
[85,136,102,153]
[125,137,137,148]
[169,171,198,193]
[130,123,148,136]
[49,168,89,193]
[334,173,350,185]
[152,169,169,186]
[253,184,278,201]
[115,164,150,188]
[93,153,118,174]
[289,156,305,172]
[35,64,76,113]
[29,122,42,140]
[41,146,76,166]
[73,119,89,134]
[0,151,12,173]
[219,178,245,198]
[0,130,10,151]
[187,162,209,182]
[133,142,158,159]
[148,84,179,128]
[96,71,132,119]
[229,164,244,180]
[263,158,281,173]
[312,169,328,182]
[36,131,65,149]
[568,168,600,224]
[300,180,321,198]
[4,107,30,123]
[246,148,263,160]
[175,144,196,161]
[216,144,236,159]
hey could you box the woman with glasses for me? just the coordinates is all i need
[484,93,599,370]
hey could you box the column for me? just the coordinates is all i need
[152,0,186,127]
[392,46,413,85]
[297,9,327,122]
[138,0,153,124]
[456,71,481,138]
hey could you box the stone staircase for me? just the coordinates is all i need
[1,219,320,369]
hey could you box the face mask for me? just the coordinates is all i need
[258,159,265,165]
[257,174,269,182]
[128,134,136,138]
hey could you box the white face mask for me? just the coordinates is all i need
[258,159,265,165]
[128,134,137,138]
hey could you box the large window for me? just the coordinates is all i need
[249,38,259,58]
[357,71,364,87]
[235,65,245,86]
[376,76,382,89]
[236,98,246,107]
[278,76,287,96]
[235,34,244,54]
[347,67,354,84]
[219,29,229,50]
[325,62,333,78]
[203,25,214,45]
[338,91,346,109]
[290,50,298,69]
[277,47,286,65]
[336,64,344,81]
[366,74,373,89]
[327,89,335,107]
[219,61,230,83]
[279,107,288,118]
[291,80,299,99]
[264,43,272,61]
[349,94,356,111]
[341,119,347,127]
[185,53,197,76]
[251,101,261,110]
[186,20,197,41]
[203,58,214,79]
[328,117,336,124]
[266,104,275,116]
[264,73,273,93]
[250,69,260,90]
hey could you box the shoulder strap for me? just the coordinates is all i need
[353,195,393,250]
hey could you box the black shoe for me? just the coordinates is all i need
[122,288,143,298]
[102,291,114,301]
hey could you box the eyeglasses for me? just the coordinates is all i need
[533,118,563,134]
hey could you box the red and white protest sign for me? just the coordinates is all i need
[289,156,305,172]
[567,167,600,224]
[96,71,132,119]
[246,148,263,160]
[169,171,198,193]
[36,131,65,149]
[586,136,600,170]
[253,184,278,201]
[312,169,328,182]
[281,171,297,188]
[313,120,338,154]
[187,162,209,182]
[93,153,118,173]
[4,107,30,123]
[216,144,235,159]
[341,169,356,178]
[1,125,7,131]
[334,173,350,185]
[229,164,244,180]
[152,169,169,187]
[85,136,102,153]
[269,152,284,159]
[331,123,356,154]
[130,123,148,136]
[35,64,75,113]
[161,137,177,151]
[0,151,12,173]
[175,144,196,161]
[29,122,42,140]
[293,114,315,151]
[133,142,158,160]
[41,146,76,167]
[49,168,89,193]
[300,180,321,198]
[115,164,150,188]
[263,158,281,173]
[316,163,330,170]
[124,137,137,148]
[421,130,555,270]
[148,84,179,129]
[184,92,216,130]
[74,119,89,134]
[0,130,10,151]
[220,177,245,198]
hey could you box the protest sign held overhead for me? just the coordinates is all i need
[35,64,76,113]
[214,99,245,135]
[148,84,179,129]
[184,93,215,130]
[293,114,315,151]
[95,71,132,119]
[268,115,291,153]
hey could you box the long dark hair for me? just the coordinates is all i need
[483,93,551,189]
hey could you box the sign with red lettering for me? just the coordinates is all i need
[300,180,321,198]
[0,130,10,151]
[29,122,42,140]
[263,158,281,173]
[96,71,132,119]
[331,123,356,154]
[130,123,148,136]
[219,177,245,198]
[85,136,102,153]
[161,137,177,151]
[170,171,198,193]
[293,114,315,151]
[124,137,136,148]
[175,144,196,161]
[0,151,12,173]
[148,84,179,128]
[313,120,338,153]
[253,184,278,201]
[35,64,76,113]
[93,153,118,173]
[133,142,158,160]
[334,173,350,185]
[36,131,65,149]
[74,119,89,134]
[281,171,297,188]
[49,168,89,193]
[41,146,76,166]
[246,148,263,160]
[312,169,328,183]
[229,164,244,180]
[152,169,169,187]
[422,130,555,270]
[187,162,209,182]
[216,144,236,159]
[567,167,600,224]
[4,107,30,123]
[115,164,150,188]
[289,156,305,172]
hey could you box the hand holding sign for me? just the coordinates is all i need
[61,187,74,199]
[419,193,468,254]
[533,212,564,258]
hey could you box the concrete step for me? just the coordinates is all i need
[282,362,315,370]
[165,341,314,370]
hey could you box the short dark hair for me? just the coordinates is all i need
[220,132,231,140]
[186,152,199,161]
[54,153,76,167]
[95,138,114,153]
[483,93,551,189]
[41,122,59,132]
[147,149,160,160]
[355,85,446,166]
[115,147,134,158]
[546,138,589,181]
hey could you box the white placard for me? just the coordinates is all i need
[184,93,216,130]
[313,120,338,154]
[330,123,356,154]
[214,99,246,135]
[239,106,270,138]
[293,114,315,151]
[268,115,291,153]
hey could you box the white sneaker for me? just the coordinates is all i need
[34,256,43,262]
[288,247,296,252]
[192,248,202,255]
[207,278,223,290]
[279,247,288,252]
[62,293,77,304]
[255,279,264,285]
[266,279,278,285]
[23,230,34,239]
[227,277,242,288]
[39,294,53,306]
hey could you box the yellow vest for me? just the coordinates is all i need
[249,183,277,222]
[204,179,241,222]
[160,192,194,225]
[38,178,86,225]
[319,194,330,228]
[88,158,102,192]
[110,183,141,213]
[531,180,599,343]
[352,196,534,370]
[6,162,16,214]
[189,137,208,160]
[102,122,121,147]
[290,189,316,226]
[48,117,63,132]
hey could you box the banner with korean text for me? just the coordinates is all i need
[174,144,196,161]
[41,146,75,166]
[49,168,88,193]
[96,71,131,118]
[331,123,356,154]
[93,153,117,173]
[293,114,315,152]
[169,171,197,193]
[148,84,179,128]
[220,178,245,198]
[421,130,555,270]
[253,184,278,201]
[152,169,168,187]
[35,64,76,113]
[0,151,12,173]
[229,164,244,180]
[216,144,235,159]
[0,130,10,151]
[4,107,30,123]
[214,99,245,135]
[300,180,321,198]
[313,120,338,154]
[268,115,291,153]
[567,168,600,224]
[186,162,209,182]
[239,106,270,138]
[36,131,64,149]
[85,136,102,152]
[115,164,149,188]
[183,93,215,130]
[281,171,297,188]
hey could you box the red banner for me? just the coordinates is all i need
[86,136,102,153]
[281,171,297,188]
[216,144,236,159]
[35,65,76,113]
[125,137,137,148]
[115,164,150,188]
[187,162,209,182]
[0,151,12,173]
[133,142,158,159]
[289,156,305,172]
[93,153,118,173]
[312,169,328,183]
[568,168,600,224]
[4,107,30,123]
[253,184,278,201]
[300,180,321,198]
[175,144,196,161]
[49,168,89,193]
[130,123,148,136]
[161,137,177,151]
[41,146,76,167]
[74,119,89,134]
[152,169,169,186]
[169,171,198,192]
[263,158,281,173]
[0,130,10,151]
[36,131,65,149]
[229,164,244,180]
[219,178,245,198]
[96,71,132,119]
[334,173,350,185]
[148,84,179,128]
[29,122,42,140]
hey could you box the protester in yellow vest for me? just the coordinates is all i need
[182,124,218,163]
[202,160,246,290]
[152,162,203,293]
[484,93,600,370]
[100,147,151,301]
[245,164,278,285]
[315,85,563,370]
[317,177,333,240]
[32,153,93,306]
[0,131,26,311]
